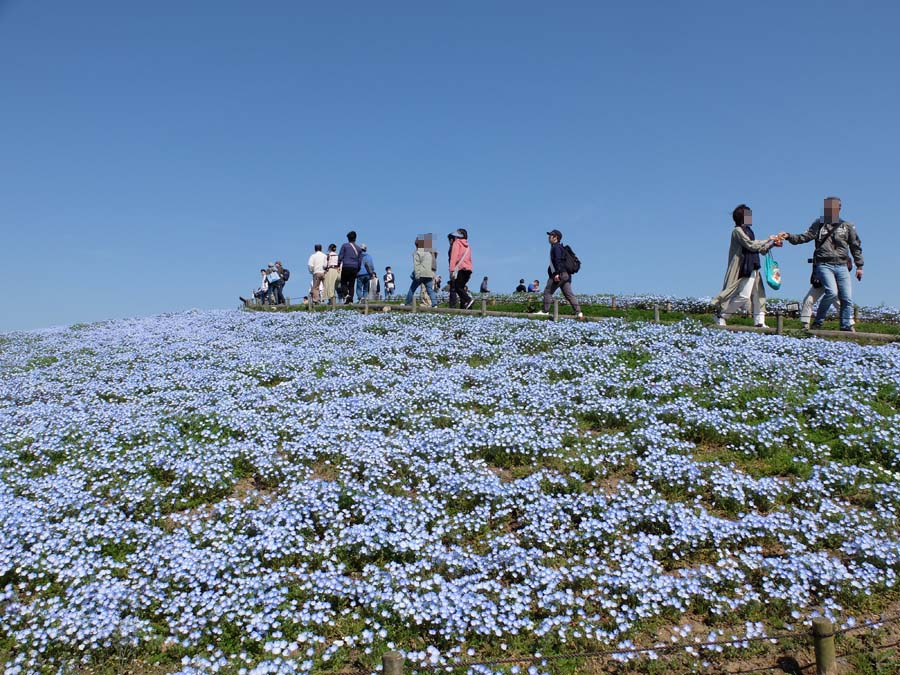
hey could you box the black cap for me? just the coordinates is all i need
[547,229,563,240]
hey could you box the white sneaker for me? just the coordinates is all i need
[532,310,549,316]
[576,312,585,321]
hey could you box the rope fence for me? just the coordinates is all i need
[242,296,900,344]
[363,613,900,675]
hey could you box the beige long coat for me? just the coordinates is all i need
[712,226,774,308]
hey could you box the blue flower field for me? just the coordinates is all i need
[2,310,900,674]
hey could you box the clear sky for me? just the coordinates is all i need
[2,1,899,332]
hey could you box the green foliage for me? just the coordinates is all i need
[547,368,579,383]
[100,540,138,563]
[612,348,652,369]
[466,353,494,368]
[231,455,255,480]
[24,355,58,370]
[575,410,632,433]
[257,373,292,387]
[97,391,128,403]
[147,465,176,486]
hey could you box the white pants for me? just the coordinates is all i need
[800,286,854,327]
[719,271,765,325]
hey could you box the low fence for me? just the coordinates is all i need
[244,296,900,344]
[366,614,900,675]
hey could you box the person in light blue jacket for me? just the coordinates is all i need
[356,245,376,302]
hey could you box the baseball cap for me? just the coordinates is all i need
[360,244,367,251]
[546,229,563,240]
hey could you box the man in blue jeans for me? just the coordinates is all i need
[779,196,864,331]
[356,244,376,302]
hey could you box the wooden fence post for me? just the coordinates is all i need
[383,651,404,675]
[653,305,660,323]
[412,295,418,314]
[553,299,559,321]
[776,313,784,335]
[812,617,837,675]
[611,296,617,310]
[364,299,369,315]
[665,301,672,313]
[854,305,859,323]
[481,298,487,317]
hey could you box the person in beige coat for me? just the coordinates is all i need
[323,244,340,305]
[712,204,781,327]
[404,235,437,306]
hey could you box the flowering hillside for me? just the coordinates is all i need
[2,310,900,675]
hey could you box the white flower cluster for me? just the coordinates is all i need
[1,310,899,674]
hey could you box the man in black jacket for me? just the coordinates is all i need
[533,229,584,320]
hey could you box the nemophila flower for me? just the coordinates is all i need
[1,309,899,672]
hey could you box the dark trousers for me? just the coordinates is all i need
[340,267,359,303]
[265,282,279,304]
[542,272,581,313]
[450,270,472,308]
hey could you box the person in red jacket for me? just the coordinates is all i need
[448,228,474,309]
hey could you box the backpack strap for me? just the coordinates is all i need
[452,244,471,274]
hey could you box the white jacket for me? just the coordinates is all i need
[308,251,327,275]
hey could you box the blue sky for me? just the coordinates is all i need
[2,1,899,332]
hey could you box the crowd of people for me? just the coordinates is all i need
[240,196,865,330]
[240,227,585,317]
[240,261,291,307]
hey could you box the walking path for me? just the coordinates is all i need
[244,298,900,344]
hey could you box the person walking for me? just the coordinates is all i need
[265,263,281,305]
[323,244,340,305]
[307,245,327,304]
[778,196,864,331]
[799,258,856,329]
[448,228,474,309]
[480,276,490,294]
[355,244,376,302]
[711,205,780,327]
[338,231,362,304]
[270,261,289,305]
[240,268,270,306]
[445,233,458,308]
[534,229,584,320]
[384,266,396,299]
[420,249,439,306]
[405,235,437,306]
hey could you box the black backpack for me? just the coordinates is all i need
[562,245,581,274]
[280,268,290,282]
